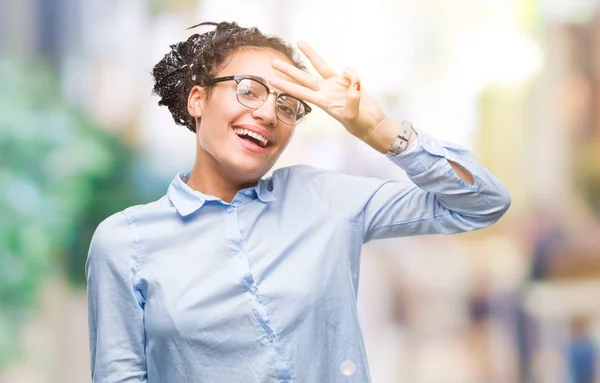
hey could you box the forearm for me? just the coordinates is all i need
[364,116,474,185]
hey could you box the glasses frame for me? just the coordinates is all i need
[204,75,312,125]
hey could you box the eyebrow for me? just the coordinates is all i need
[244,74,267,83]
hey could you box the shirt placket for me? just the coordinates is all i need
[223,201,294,383]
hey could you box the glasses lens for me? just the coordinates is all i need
[237,79,267,108]
[276,96,305,125]
[235,77,307,125]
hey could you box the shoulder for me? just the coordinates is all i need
[270,164,332,194]
[121,195,172,222]
[88,210,135,261]
[86,210,140,283]
[278,164,382,195]
[90,193,173,248]
[273,164,345,185]
[271,164,387,219]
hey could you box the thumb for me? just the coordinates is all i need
[343,81,361,121]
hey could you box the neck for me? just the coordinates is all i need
[186,153,258,204]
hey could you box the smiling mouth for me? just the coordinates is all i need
[233,128,271,148]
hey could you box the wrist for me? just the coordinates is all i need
[365,117,399,154]
[365,118,417,155]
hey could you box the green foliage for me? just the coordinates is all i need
[0,58,160,369]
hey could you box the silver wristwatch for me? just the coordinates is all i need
[385,121,413,156]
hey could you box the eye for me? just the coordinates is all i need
[276,98,299,116]
[276,104,294,116]
[238,86,258,98]
[238,79,266,100]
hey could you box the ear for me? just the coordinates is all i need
[187,85,206,118]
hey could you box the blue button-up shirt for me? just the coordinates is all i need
[86,128,510,382]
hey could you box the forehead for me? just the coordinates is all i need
[216,48,297,86]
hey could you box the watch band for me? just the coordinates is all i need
[385,121,413,156]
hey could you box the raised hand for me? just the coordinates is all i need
[270,41,387,142]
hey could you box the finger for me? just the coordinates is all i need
[343,81,361,121]
[297,40,337,79]
[269,78,319,105]
[341,67,360,86]
[271,60,320,91]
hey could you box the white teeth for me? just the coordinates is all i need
[233,128,269,147]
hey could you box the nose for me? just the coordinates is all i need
[251,93,278,126]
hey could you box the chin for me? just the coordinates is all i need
[228,158,271,180]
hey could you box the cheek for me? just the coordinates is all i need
[278,126,296,148]
[215,102,250,128]
[198,103,245,139]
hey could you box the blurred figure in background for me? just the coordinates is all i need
[567,317,597,383]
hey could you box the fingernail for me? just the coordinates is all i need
[354,81,361,91]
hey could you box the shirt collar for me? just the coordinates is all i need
[256,176,276,203]
[167,172,276,217]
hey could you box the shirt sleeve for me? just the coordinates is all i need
[86,211,148,382]
[292,126,511,243]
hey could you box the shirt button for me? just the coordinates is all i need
[249,286,257,295]
[227,206,235,213]
[236,252,243,259]
[340,360,356,376]
[267,334,275,342]
[243,190,252,196]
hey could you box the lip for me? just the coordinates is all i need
[234,132,269,153]
[232,124,275,145]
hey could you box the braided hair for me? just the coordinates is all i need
[152,21,307,133]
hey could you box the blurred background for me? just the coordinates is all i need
[1,0,600,382]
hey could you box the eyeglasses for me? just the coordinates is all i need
[204,75,312,125]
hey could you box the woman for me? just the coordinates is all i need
[86,21,510,382]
